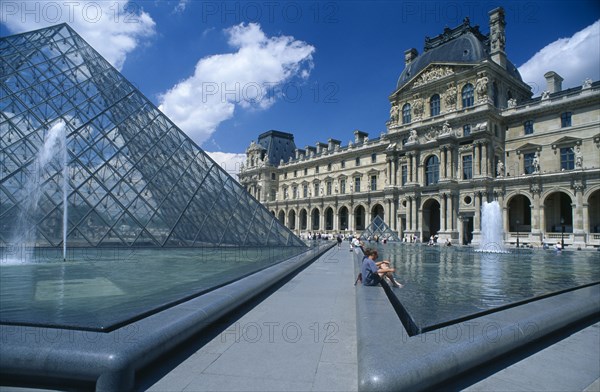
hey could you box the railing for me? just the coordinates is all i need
[546,233,572,240]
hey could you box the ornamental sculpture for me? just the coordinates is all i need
[496,159,504,177]
[389,103,399,123]
[444,84,457,110]
[575,145,583,168]
[406,129,419,144]
[412,96,424,119]
[413,66,454,87]
[507,98,517,108]
[475,74,488,102]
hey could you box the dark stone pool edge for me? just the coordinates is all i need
[0,242,335,391]
[354,250,600,392]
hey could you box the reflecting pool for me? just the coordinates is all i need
[370,243,600,332]
[0,246,307,331]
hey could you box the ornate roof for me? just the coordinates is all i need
[396,19,522,91]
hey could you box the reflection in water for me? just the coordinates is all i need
[369,243,600,330]
[0,246,307,330]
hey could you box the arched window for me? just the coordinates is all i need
[402,103,411,124]
[425,155,440,185]
[430,94,440,116]
[462,83,474,108]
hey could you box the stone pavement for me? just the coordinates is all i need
[142,242,357,392]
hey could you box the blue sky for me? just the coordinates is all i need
[2,0,599,173]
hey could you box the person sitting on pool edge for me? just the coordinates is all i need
[361,249,403,288]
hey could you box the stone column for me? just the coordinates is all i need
[474,143,480,176]
[441,194,447,231]
[573,184,586,247]
[539,203,546,237]
[447,193,453,231]
[474,191,481,232]
[481,143,488,176]
[582,202,589,244]
[411,197,418,232]
[441,148,447,179]
[410,154,416,183]
[393,159,398,186]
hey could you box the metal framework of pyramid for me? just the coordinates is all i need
[359,216,400,242]
[0,24,305,248]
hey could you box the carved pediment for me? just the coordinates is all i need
[412,65,455,88]
[515,143,541,154]
[552,136,581,147]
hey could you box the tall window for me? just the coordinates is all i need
[313,182,319,196]
[401,165,408,185]
[304,168,308,175]
[524,120,534,135]
[354,177,361,193]
[271,173,276,180]
[340,179,346,194]
[326,181,332,195]
[294,170,297,177]
[303,184,308,198]
[315,165,319,173]
[462,155,473,179]
[463,125,471,136]
[425,155,440,185]
[371,153,377,163]
[402,103,411,124]
[327,163,332,171]
[283,187,288,199]
[370,175,377,191]
[524,152,536,174]
[341,160,345,168]
[561,112,572,128]
[430,94,440,116]
[560,147,575,170]
[355,157,360,166]
[293,186,298,199]
[270,189,276,201]
[462,83,474,108]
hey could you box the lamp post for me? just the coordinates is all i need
[561,218,565,250]
[516,219,520,248]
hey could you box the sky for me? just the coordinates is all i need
[2,0,599,175]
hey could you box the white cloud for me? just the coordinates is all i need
[519,20,600,96]
[205,151,246,178]
[158,22,315,146]
[173,0,189,13]
[1,0,156,70]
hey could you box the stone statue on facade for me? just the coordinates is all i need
[412,96,424,118]
[440,121,453,136]
[407,129,419,144]
[583,78,592,89]
[444,84,457,110]
[541,91,550,100]
[532,151,540,174]
[507,98,517,108]
[496,159,504,177]
[390,103,399,123]
[575,145,583,168]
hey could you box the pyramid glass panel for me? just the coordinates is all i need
[0,23,304,250]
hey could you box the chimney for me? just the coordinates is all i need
[488,7,506,69]
[354,130,369,144]
[316,142,328,154]
[328,138,341,151]
[404,48,418,66]
[544,71,564,93]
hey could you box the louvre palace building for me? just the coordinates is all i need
[239,8,600,248]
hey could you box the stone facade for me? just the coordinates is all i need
[239,8,600,248]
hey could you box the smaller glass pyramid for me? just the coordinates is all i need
[359,216,400,242]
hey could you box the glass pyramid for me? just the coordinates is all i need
[359,216,400,242]
[0,24,305,248]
